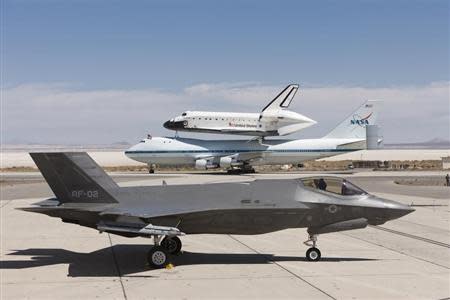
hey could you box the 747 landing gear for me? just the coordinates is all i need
[226,165,256,175]
[303,233,321,262]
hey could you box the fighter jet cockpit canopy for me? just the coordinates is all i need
[300,177,367,196]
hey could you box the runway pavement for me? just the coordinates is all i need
[1,171,449,299]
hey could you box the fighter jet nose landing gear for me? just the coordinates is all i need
[304,233,321,262]
[306,247,321,261]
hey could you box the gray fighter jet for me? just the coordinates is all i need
[21,152,414,267]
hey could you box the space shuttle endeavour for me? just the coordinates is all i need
[163,84,316,137]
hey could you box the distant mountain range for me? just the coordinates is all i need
[2,138,449,151]
[2,142,131,152]
[385,138,450,149]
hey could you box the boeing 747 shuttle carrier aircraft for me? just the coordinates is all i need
[163,84,316,137]
[126,101,380,173]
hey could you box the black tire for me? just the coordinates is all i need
[147,246,168,268]
[242,167,256,174]
[161,236,182,255]
[306,247,321,262]
[149,169,155,174]
[227,169,241,175]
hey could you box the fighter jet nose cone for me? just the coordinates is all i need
[397,205,415,218]
[384,200,415,219]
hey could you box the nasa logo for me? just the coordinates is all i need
[350,112,372,126]
[351,119,369,125]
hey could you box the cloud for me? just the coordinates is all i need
[2,81,449,144]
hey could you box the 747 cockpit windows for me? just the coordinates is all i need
[300,177,367,196]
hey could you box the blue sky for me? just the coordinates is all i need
[4,0,449,89]
[2,0,449,144]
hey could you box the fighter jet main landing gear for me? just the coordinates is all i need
[304,234,321,262]
[147,236,168,267]
[147,235,183,268]
[161,236,182,255]
[147,246,169,268]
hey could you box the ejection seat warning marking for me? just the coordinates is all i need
[71,190,99,198]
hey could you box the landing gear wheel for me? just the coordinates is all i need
[227,169,241,175]
[306,247,321,262]
[147,246,169,268]
[161,236,182,255]
[149,169,155,174]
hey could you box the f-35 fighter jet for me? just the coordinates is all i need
[21,152,414,267]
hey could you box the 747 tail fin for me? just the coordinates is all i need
[324,100,381,139]
[30,152,118,204]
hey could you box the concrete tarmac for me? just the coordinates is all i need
[1,171,449,299]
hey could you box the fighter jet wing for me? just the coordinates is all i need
[99,206,197,219]
[97,221,185,236]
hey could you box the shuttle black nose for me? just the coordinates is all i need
[163,120,186,130]
[163,120,172,129]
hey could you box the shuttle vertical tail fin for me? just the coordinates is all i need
[324,100,381,139]
[261,84,299,112]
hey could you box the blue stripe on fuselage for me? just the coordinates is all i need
[125,149,355,154]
